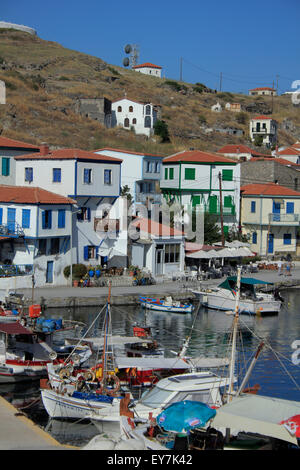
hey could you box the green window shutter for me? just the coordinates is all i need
[223,225,229,235]
[222,169,233,181]
[185,168,195,180]
[224,196,232,207]
[192,195,200,206]
[169,168,174,180]
[164,167,168,180]
[2,158,10,176]
[209,195,218,214]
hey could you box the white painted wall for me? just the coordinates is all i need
[15,159,75,196]
[111,99,157,137]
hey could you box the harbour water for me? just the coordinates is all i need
[0,287,300,447]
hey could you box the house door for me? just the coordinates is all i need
[268,233,274,254]
[7,208,16,233]
[273,201,281,221]
[156,249,163,275]
[46,261,54,283]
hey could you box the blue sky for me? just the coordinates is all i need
[2,0,300,94]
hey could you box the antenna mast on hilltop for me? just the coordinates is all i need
[122,44,140,68]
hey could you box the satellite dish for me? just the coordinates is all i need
[124,44,132,54]
[123,57,130,67]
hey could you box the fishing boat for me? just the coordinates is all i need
[88,370,233,437]
[191,276,282,315]
[40,285,129,420]
[0,318,91,383]
[139,296,194,314]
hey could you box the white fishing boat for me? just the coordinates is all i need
[191,276,282,315]
[40,285,131,422]
[139,296,194,314]
[88,370,233,436]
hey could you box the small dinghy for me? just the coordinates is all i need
[139,296,194,314]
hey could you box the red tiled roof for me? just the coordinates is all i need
[132,63,162,69]
[241,183,300,197]
[14,148,122,163]
[249,87,276,91]
[251,115,274,120]
[0,136,40,150]
[163,150,237,164]
[277,147,300,156]
[253,157,300,166]
[217,144,264,156]
[0,185,76,205]
[131,217,183,237]
[95,147,164,158]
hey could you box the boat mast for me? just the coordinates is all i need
[101,282,112,389]
[227,266,241,403]
[236,341,265,396]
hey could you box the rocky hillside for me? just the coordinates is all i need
[0,28,299,155]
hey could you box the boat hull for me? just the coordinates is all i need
[41,388,119,420]
[140,297,193,314]
[192,290,281,315]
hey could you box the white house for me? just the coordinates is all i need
[211,102,222,112]
[132,62,162,78]
[160,150,241,236]
[249,115,278,147]
[0,185,75,287]
[276,146,300,164]
[249,87,277,96]
[14,146,126,268]
[94,147,164,205]
[130,217,185,276]
[111,98,161,137]
[217,144,268,161]
[0,136,40,186]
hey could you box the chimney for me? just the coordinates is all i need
[40,143,49,156]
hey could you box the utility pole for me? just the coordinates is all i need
[271,80,275,113]
[219,72,223,92]
[218,172,225,247]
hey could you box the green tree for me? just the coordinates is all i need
[204,213,221,245]
[154,120,170,143]
[120,185,133,205]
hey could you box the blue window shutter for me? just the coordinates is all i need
[252,232,257,244]
[283,233,291,245]
[25,167,33,182]
[84,246,89,260]
[251,201,256,213]
[48,210,52,229]
[22,209,30,228]
[0,208,2,225]
[42,211,46,229]
[286,202,294,214]
[58,209,65,228]
[53,168,61,183]
[2,158,10,176]
[87,207,91,221]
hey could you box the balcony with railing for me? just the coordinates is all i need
[0,223,25,238]
[205,204,236,217]
[268,213,300,225]
[0,264,33,277]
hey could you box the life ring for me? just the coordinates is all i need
[100,374,120,395]
[83,369,96,382]
[71,354,81,365]
[59,368,71,380]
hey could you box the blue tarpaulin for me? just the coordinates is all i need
[156,400,216,434]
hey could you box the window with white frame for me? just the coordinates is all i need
[83,168,92,184]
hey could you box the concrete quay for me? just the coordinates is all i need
[0,395,76,450]
[17,266,300,309]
